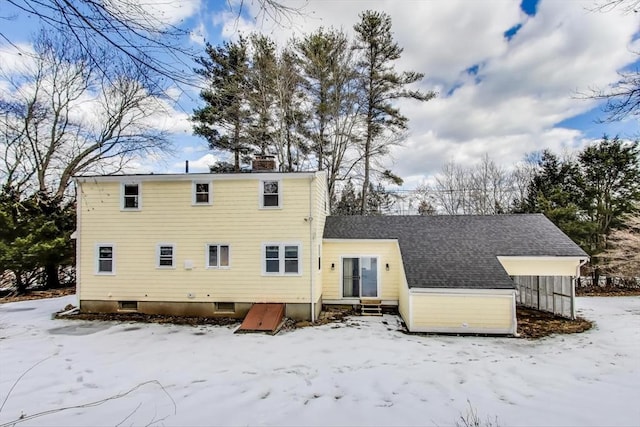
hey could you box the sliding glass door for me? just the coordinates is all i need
[342,257,378,298]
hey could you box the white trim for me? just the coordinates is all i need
[409,287,516,296]
[205,243,231,269]
[95,243,115,275]
[259,179,282,209]
[75,183,81,303]
[120,181,142,211]
[156,243,176,269]
[408,326,515,335]
[261,242,302,276]
[75,172,318,183]
[497,256,588,262]
[339,255,381,299]
[192,180,212,206]
[323,299,399,306]
[323,238,399,243]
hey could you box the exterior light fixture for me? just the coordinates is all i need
[331,263,335,271]
[386,263,390,271]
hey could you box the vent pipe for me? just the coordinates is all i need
[185,160,189,173]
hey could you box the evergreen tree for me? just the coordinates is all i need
[247,34,278,156]
[193,37,253,171]
[333,179,360,215]
[578,136,640,254]
[353,10,436,214]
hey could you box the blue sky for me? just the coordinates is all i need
[1,0,639,188]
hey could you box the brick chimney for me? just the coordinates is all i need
[252,155,277,172]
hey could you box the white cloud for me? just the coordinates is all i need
[190,21,208,45]
[194,0,640,187]
[106,0,201,28]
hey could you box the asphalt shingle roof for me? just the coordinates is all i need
[323,214,588,290]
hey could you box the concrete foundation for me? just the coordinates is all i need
[80,299,321,321]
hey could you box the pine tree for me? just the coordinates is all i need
[193,37,252,171]
[353,10,436,215]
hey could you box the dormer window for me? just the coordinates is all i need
[122,183,140,210]
[260,180,281,208]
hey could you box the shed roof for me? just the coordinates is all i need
[323,214,588,290]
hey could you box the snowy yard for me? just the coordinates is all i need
[0,297,638,427]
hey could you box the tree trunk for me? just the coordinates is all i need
[15,270,27,295]
[45,263,61,289]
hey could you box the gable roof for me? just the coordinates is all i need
[323,214,588,290]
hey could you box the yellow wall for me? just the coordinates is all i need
[498,257,582,276]
[410,292,515,334]
[77,172,325,304]
[321,240,402,301]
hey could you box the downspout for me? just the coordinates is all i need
[573,258,588,319]
[309,175,315,322]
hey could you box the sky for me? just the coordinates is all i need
[1,0,639,189]
[1,295,639,426]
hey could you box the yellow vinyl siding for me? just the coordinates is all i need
[321,240,401,301]
[410,292,514,334]
[498,257,581,276]
[77,174,322,304]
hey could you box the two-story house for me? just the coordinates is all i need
[74,158,588,335]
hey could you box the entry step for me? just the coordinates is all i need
[360,299,382,316]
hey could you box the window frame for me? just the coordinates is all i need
[262,242,302,276]
[259,179,282,209]
[192,180,212,205]
[156,243,176,269]
[206,243,231,269]
[121,182,142,211]
[95,243,115,275]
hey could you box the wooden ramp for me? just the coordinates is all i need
[237,303,285,334]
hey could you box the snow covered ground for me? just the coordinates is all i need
[0,297,638,427]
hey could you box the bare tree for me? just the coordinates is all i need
[0,31,171,198]
[600,213,640,278]
[2,1,304,90]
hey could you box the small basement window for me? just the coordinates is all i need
[215,302,235,313]
[118,301,138,311]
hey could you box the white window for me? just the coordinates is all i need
[157,244,175,268]
[260,180,281,208]
[96,244,115,274]
[193,181,211,205]
[263,243,301,275]
[206,244,230,268]
[122,183,141,210]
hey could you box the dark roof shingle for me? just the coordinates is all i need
[323,214,587,290]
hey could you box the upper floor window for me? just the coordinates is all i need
[263,243,300,275]
[122,183,140,210]
[207,244,230,268]
[96,244,115,274]
[260,180,281,208]
[193,181,211,205]
[157,244,175,268]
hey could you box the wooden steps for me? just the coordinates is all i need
[360,299,382,316]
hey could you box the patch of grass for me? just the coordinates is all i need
[456,400,500,427]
